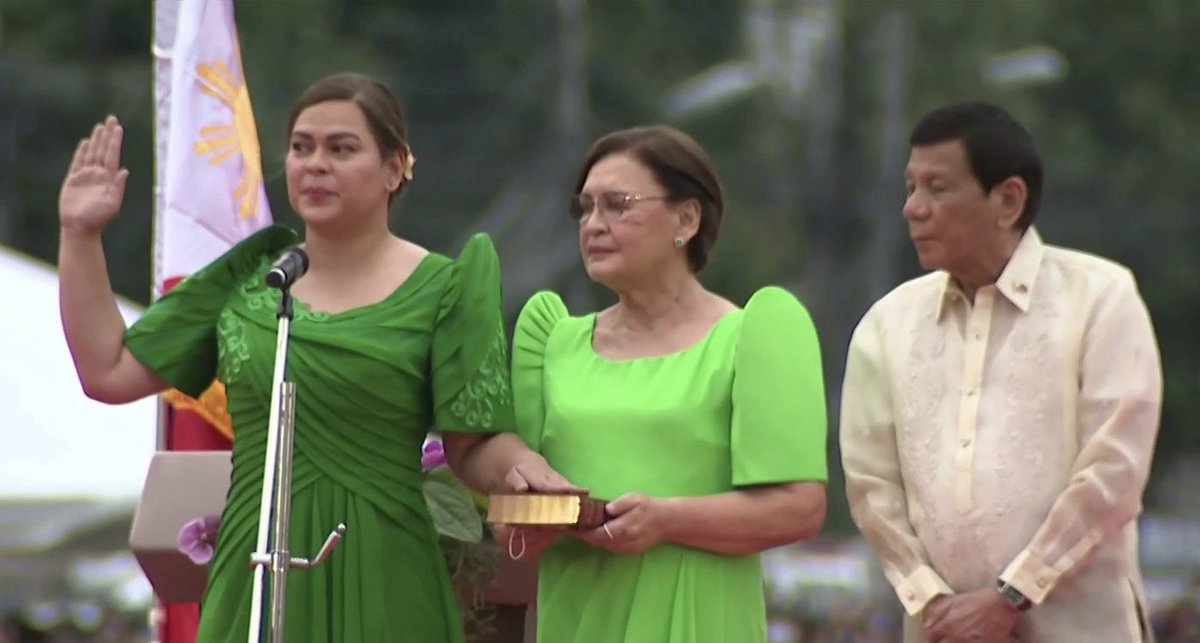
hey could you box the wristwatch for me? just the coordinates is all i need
[996,580,1033,611]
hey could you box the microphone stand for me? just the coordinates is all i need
[247,279,347,643]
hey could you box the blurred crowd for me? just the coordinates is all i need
[0,614,147,643]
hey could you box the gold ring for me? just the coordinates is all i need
[603,524,614,540]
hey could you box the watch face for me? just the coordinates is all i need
[1000,586,1030,610]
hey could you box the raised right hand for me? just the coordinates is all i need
[58,116,130,234]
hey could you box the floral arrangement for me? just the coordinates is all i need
[176,434,498,637]
[177,513,220,565]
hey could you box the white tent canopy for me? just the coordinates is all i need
[1,245,159,614]
[0,244,157,500]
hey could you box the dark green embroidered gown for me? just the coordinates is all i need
[124,226,513,642]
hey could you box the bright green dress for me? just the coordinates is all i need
[511,287,828,643]
[125,226,513,642]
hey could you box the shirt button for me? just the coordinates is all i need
[966,389,977,397]
[1036,579,1048,588]
[974,332,984,340]
[961,439,971,447]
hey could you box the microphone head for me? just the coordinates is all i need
[264,247,310,289]
[264,267,287,289]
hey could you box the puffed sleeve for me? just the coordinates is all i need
[431,233,516,433]
[730,286,828,486]
[510,291,569,452]
[124,225,296,398]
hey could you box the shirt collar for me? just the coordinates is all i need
[934,226,1045,321]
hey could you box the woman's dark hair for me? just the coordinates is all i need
[574,125,725,272]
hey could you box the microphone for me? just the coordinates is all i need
[265,247,309,289]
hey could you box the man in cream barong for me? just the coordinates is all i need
[840,101,1162,643]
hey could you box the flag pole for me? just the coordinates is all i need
[150,0,172,451]
[149,2,169,641]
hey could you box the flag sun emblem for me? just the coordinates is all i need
[193,59,266,221]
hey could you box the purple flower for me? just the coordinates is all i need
[177,514,221,565]
[422,440,446,470]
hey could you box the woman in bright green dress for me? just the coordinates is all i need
[504,126,829,643]
[57,73,574,642]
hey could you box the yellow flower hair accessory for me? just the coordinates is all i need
[403,146,417,181]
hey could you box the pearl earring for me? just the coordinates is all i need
[674,237,685,247]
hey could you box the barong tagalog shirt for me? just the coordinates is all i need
[840,227,1162,642]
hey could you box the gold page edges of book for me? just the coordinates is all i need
[486,492,608,530]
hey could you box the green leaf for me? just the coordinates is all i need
[423,468,484,544]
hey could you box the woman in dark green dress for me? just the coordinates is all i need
[57,73,574,642]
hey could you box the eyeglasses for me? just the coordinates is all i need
[569,191,672,224]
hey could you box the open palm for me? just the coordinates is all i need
[58,116,130,234]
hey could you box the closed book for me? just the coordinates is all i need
[486,492,608,529]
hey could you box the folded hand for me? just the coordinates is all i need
[924,588,1020,643]
[578,493,668,555]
